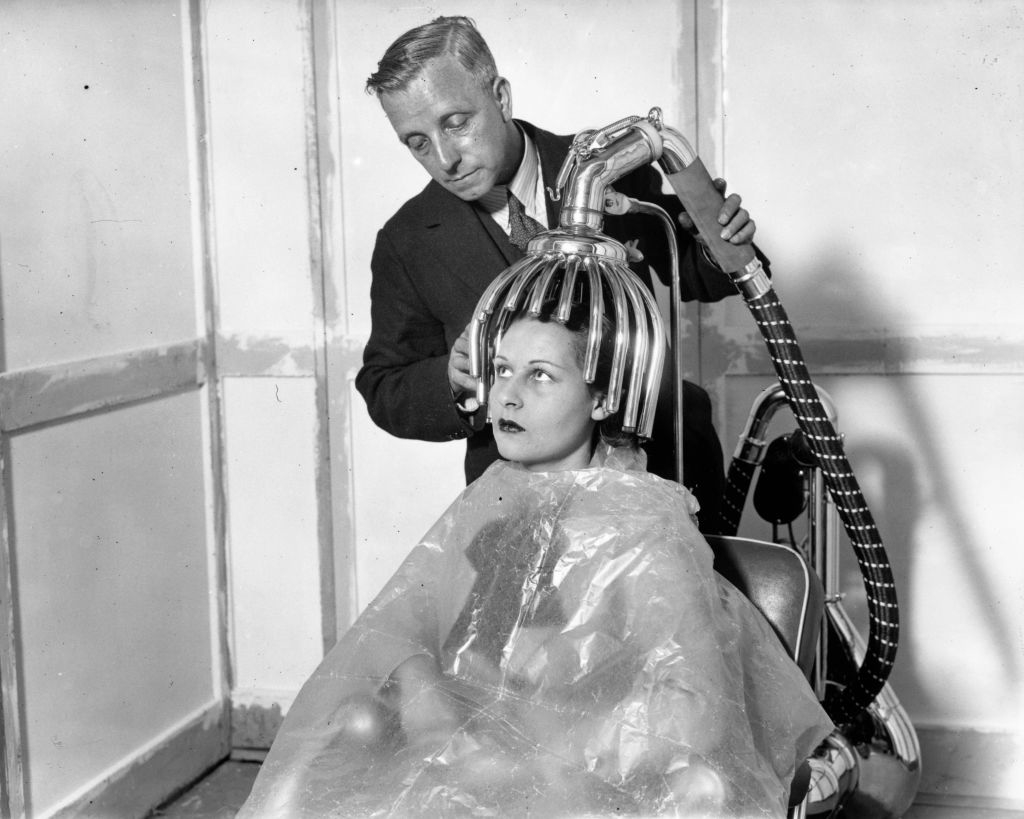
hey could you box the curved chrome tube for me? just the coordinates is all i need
[715,383,834,537]
[606,191,685,481]
[470,113,673,437]
[469,237,665,436]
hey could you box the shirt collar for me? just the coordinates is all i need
[477,126,543,224]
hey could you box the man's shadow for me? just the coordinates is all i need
[703,247,1021,719]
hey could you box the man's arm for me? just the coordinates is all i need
[355,230,475,442]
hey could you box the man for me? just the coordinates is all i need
[355,16,761,528]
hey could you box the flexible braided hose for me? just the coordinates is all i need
[713,459,757,537]
[661,153,899,725]
[740,286,899,725]
[536,114,897,725]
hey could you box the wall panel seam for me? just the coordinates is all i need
[0,339,205,434]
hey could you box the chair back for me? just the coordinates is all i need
[706,534,823,679]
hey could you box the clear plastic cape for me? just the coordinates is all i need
[239,444,833,818]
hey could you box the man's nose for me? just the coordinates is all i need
[434,135,460,173]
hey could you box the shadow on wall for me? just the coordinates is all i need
[708,246,1022,723]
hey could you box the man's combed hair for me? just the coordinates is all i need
[366,16,499,96]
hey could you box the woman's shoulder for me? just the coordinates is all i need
[593,444,702,516]
[459,446,701,526]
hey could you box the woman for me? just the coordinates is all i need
[239,296,832,818]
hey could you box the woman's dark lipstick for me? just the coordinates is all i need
[497,419,524,433]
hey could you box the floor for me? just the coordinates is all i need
[150,761,260,819]
[152,759,1024,818]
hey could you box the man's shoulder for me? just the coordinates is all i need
[517,120,572,153]
[381,180,451,234]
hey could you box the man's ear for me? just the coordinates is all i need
[591,394,612,421]
[493,76,513,120]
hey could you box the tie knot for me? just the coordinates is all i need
[507,191,546,251]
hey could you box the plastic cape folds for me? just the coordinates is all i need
[239,444,833,818]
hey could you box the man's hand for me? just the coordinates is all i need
[448,323,480,412]
[676,177,756,246]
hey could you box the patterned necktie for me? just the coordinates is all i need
[507,191,546,250]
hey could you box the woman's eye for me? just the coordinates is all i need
[531,369,552,382]
[494,364,511,378]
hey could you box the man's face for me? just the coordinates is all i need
[379,55,519,201]
[490,318,607,473]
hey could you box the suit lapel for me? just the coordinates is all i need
[419,183,522,294]
[414,124,573,294]
[524,122,573,229]
[475,207,522,268]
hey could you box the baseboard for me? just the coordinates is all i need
[914,725,1024,807]
[230,747,269,763]
[912,790,1024,812]
[229,689,293,752]
[48,698,230,819]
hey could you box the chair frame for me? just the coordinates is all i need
[707,534,825,815]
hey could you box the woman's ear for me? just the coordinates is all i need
[590,394,611,421]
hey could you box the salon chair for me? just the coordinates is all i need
[708,535,822,682]
[708,534,823,814]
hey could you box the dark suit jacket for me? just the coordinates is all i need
[355,121,739,527]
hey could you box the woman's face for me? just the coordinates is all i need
[490,318,607,472]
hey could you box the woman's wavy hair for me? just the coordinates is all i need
[505,295,641,451]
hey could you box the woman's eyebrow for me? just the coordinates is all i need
[492,354,568,371]
[528,358,567,370]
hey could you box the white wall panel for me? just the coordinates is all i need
[201,0,330,723]
[224,377,323,696]
[0,0,198,371]
[708,0,1023,801]
[0,1,228,813]
[721,1,1024,333]
[205,0,316,344]
[9,393,216,815]
[348,380,464,613]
